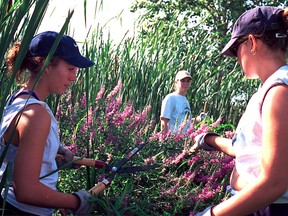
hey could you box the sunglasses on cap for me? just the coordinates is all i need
[230,37,249,57]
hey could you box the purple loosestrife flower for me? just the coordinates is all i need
[80,107,93,133]
[106,98,122,120]
[196,185,215,200]
[186,122,195,136]
[225,130,235,139]
[177,122,186,134]
[146,105,152,113]
[105,135,118,145]
[148,131,162,141]
[196,123,210,134]
[211,117,222,128]
[189,124,209,141]
[89,130,96,145]
[105,98,122,125]
[113,115,124,126]
[173,133,184,142]
[144,156,156,164]
[189,212,197,216]
[80,123,88,133]
[182,171,196,183]
[106,80,122,101]
[119,102,133,119]
[147,120,155,131]
[67,144,78,155]
[87,107,93,127]
[163,150,188,165]
[80,93,86,109]
[129,105,150,128]
[211,170,225,181]
[163,155,174,164]
[187,154,201,165]
[96,86,105,101]
[161,185,177,195]
[138,120,155,135]
[113,98,122,112]
[55,106,61,121]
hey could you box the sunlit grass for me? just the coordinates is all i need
[0,1,259,215]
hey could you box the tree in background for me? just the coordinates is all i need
[131,0,283,46]
[129,0,285,125]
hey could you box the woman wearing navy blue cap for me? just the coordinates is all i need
[193,6,288,216]
[0,31,96,215]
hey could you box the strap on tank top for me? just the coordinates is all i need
[8,90,40,106]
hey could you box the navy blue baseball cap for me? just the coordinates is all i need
[28,31,94,68]
[221,6,284,57]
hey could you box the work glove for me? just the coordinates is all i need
[195,206,213,216]
[66,190,94,216]
[190,132,220,153]
[56,145,80,169]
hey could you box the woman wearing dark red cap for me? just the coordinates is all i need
[0,31,96,215]
[194,6,288,216]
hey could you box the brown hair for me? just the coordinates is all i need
[253,8,288,52]
[5,41,61,83]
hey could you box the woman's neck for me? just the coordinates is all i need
[175,90,186,96]
[23,81,47,101]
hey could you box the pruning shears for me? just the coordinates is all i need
[59,141,159,216]
[70,141,159,195]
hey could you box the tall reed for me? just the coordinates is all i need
[53,12,260,130]
[0,1,260,215]
[56,82,235,215]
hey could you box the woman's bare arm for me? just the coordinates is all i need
[212,85,288,215]
[13,104,79,210]
[205,135,235,157]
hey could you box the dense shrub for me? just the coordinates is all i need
[56,82,235,215]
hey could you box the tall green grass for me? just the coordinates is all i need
[1,1,259,127]
[0,1,261,215]
[62,14,260,129]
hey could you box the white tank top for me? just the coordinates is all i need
[0,96,60,215]
[233,65,288,203]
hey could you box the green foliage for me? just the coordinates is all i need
[129,0,285,125]
[1,1,285,215]
[0,0,49,119]
[56,82,235,215]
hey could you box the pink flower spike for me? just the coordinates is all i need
[96,86,105,101]
[106,80,123,101]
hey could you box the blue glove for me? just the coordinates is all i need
[66,190,94,215]
[195,206,213,216]
[190,132,220,153]
[56,145,80,169]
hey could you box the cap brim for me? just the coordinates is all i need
[220,37,238,57]
[176,75,192,80]
[62,55,95,68]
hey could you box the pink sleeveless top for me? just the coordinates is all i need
[233,65,288,203]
